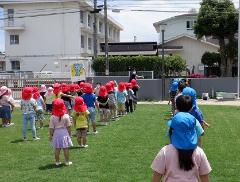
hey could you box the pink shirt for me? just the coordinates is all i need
[49,114,71,129]
[151,144,212,182]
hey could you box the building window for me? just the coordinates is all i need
[109,27,112,37]
[8,9,14,20]
[88,14,91,27]
[99,21,103,33]
[88,38,92,50]
[80,11,84,24]
[0,62,6,71]
[186,20,196,30]
[81,35,85,48]
[10,35,19,44]
[11,60,20,70]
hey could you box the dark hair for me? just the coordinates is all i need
[177,149,195,171]
[176,95,192,112]
[178,82,186,92]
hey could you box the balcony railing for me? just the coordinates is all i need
[4,21,25,31]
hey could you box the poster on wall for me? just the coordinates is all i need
[70,63,86,82]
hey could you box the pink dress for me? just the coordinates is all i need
[49,114,73,148]
[151,144,212,182]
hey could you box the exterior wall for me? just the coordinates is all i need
[165,37,218,74]
[159,16,197,42]
[2,1,122,72]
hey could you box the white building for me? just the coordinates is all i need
[0,0,123,74]
[153,14,219,74]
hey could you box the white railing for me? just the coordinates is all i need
[33,72,71,78]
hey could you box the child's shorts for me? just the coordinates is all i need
[117,103,125,111]
[99,108,110,115]
[87,107,96,123]
[0,106,12,119]
[76,128,87,138]
[109,103,117,110]
[35,109,45,121]
[46,104,52,112]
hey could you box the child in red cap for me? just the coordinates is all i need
[20,87,40,140]
[72,97,89,148]
[116,82,128,116]
[49,99,73,166]
[97,86,110,125]
[106,82,117,121]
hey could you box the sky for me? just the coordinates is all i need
[0,0,238,52]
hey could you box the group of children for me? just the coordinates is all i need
[2,79,140,166]
[151,79,212,181]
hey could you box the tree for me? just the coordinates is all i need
[201,52,221,67]
[194,0,238,77]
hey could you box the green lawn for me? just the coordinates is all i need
[0,105,240,181]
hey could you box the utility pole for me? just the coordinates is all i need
[104,0,109,76]
[238,0,240,98]
[93,0,98,60]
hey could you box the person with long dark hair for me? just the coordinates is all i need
[151,95,211,182]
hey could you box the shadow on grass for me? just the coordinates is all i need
[69,146,80,150]
[39,163,65,170]
[10,139,25,143]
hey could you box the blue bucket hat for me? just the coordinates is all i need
[170,81,179,92]
[168,112,198,150]
[182,87,197,107]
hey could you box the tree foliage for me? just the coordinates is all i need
[201,52,221,67]
[194,0,238,77]
[92,55,187,78]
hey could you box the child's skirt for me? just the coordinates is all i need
[52,128,73,148]
[0,105,12,119]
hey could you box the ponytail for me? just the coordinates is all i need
[177,149,195,171]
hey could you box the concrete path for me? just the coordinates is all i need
[138,99,240,106]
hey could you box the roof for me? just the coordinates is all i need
[153,13,197,28]
[164,34,219,48]
[0,0,93,5]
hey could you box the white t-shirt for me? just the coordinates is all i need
[151,144,212,182]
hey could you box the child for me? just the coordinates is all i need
[72,97,89,148]
[44,87,54,114]
[6,88,15,126]
[0,86,15,127]
[151,95,211,182]
[39,84,47,101]
[169,80,178,115]
[33,91,46,129]
[61,83,72,114]
[106,82,117,121]
[97,86,110,125]
[77,82,85,96]
[82,83,99,134]
[116,82,128,116]
[49,99,73,166]
[20,87,40,140]
[131,79,139,111]
[94,82,101,97]
[125,83,136,113]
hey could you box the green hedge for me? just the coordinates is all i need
[92,55,187,78]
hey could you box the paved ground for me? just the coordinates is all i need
[138,99,240,106]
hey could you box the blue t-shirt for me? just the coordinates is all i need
[190,105,204,123]
[117,90,128,103]
[82,93,96,108]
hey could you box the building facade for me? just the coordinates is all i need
[153,14,219,74]
[0,0,123,74]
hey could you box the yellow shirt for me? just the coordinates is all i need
[72,110,89,129]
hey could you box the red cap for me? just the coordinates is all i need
[126,83,132,89]
[52,99,67,117]
[74,97,87,112]
[74,84,80,92]
[22,87,33,100]
[109,81,115,88]
[84,83,93,94]
[32,86,39,93]
[105,83,113,92]
[79,82,85,89]
[118,82,126,92]
[33,91,40,100]
[61,83,69,93]
[131,79,138,87]
[99,86,108,97]
[69,84,76,92]
[53,83,61,94]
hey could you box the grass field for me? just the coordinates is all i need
[0,105,240,182]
